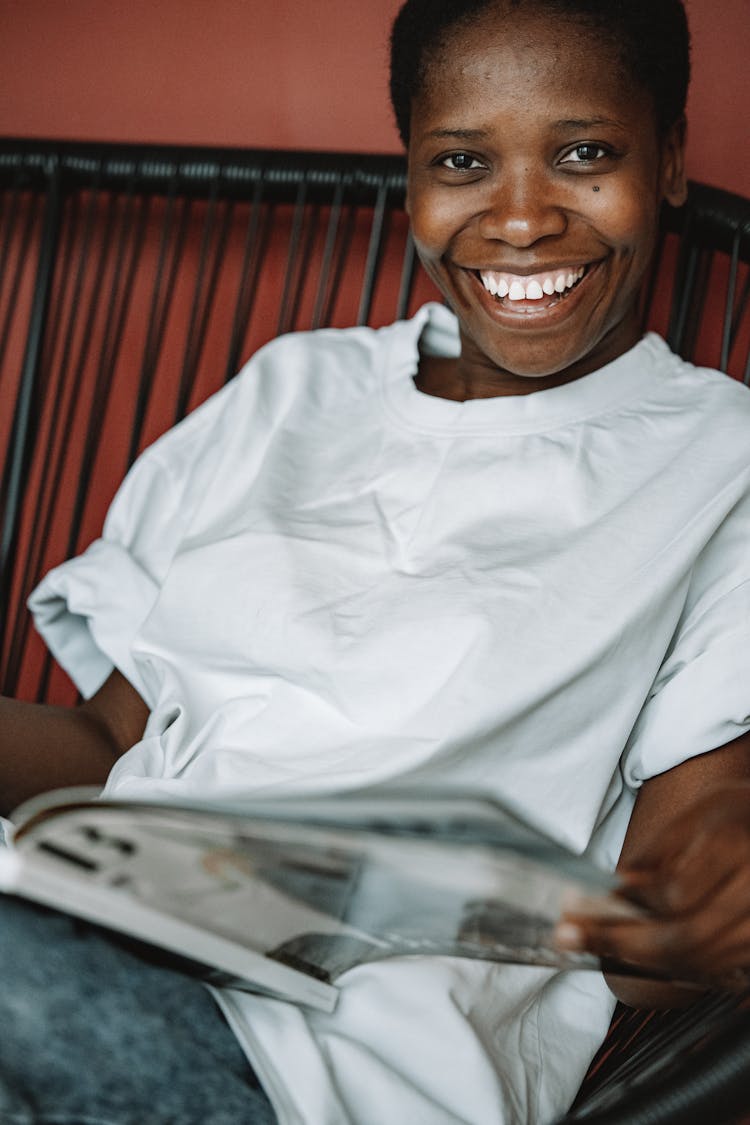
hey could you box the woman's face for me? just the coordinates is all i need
[406,6,687,396]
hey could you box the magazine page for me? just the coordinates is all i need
[6,795,641,990]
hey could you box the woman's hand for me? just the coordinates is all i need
[553,730,750,1008]
[556,781,750,996]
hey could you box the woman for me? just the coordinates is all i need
[2,1,749,1122]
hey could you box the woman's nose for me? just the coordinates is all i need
[477,170,567,246]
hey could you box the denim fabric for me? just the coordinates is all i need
[0,897,277,1124]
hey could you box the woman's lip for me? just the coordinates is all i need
[464,260,602,325]
[473,262,594,279]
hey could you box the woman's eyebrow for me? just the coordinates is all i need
[554,117,628,131]
[425,127,491,140]
[424,117,628,142]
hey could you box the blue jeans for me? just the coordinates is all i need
[0,896,277,1124]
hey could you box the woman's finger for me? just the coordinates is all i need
[556,869,750,981]
[619,806,750,916]
[555,914,750,985]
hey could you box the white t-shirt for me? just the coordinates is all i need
[30,304,750,1124]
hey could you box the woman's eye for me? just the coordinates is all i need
[440,152,484,172]
[561,144,610,165]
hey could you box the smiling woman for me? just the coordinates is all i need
[2,3,750,1125]
[401,1,688,393]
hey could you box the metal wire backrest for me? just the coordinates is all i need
[1,139,749,703]
[0,141,432,701]
[645,181,750,381]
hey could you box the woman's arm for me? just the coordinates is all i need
[0,670,149,816]
[556,731,750,1008]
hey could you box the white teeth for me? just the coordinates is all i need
[479,265,588,301]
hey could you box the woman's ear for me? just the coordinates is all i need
[660,117,688,208]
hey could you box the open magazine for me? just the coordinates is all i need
[0,787,641,1012]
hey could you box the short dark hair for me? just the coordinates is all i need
[389,0,691,147]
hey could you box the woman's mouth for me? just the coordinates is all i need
[474,264,593,313]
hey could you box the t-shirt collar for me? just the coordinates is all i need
[382,302,668,435]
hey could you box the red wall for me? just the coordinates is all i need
[1,0,749,196]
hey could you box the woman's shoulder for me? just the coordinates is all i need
[221,303,445,414]
[649,334,750,409]
[641,335,750,461]
[245,304,437,372]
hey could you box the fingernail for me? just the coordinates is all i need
[554,922,584,950]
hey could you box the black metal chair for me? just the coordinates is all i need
[1,138,749,1123]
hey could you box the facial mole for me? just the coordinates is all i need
[593,186,600,192]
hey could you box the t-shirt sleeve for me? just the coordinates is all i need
[28,377,243,703]
[622,487,750,786]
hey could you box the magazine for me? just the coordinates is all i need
[0,787,641,1012]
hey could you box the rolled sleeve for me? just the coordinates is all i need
[26,366,246,702]
[623,580,750,786]
[28,539,160,701]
